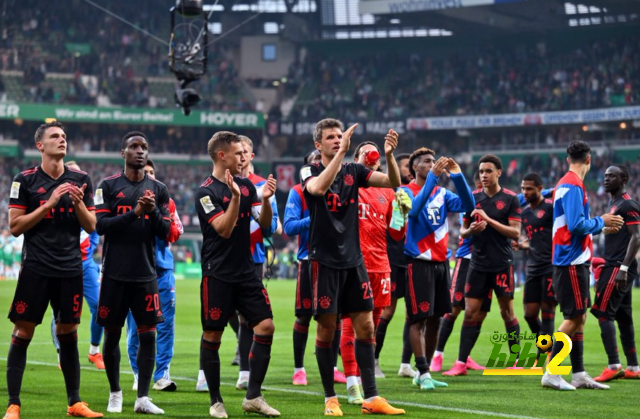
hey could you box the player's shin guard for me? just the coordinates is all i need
[137,327,157,398]
[293,320,309,369]
[355,338,378,399]
[458,321,479,363]
[103,328,122,392]
[341,318,357,378]
[505,319,520,354]
[569,332,584,373]
[201,339,222,404]
[57,331,81,406]
[436,313,456,353]
[7,334,31,406]
[401,318,412,364]
[618,321,637,366]
[316,339,336,398]
[247,334,273,399]
[333,321,342,367]
[375,317,391,359]
[239,321,253,373]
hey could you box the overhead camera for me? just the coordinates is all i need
[169,0,208,116]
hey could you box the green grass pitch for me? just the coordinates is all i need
[0,279,638,418]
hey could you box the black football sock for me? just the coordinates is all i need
[315,339,335,398]
[598,319,620,365]
[201,339,222,404]
[137,327,156,398]
[540,309,555,358]
[524,315,541,335]
[436,313,456,353]
[355,338,378,399]
[332,323,342,367]
[103,328,122,393]
[229,314,240,337]
[415,356,429,376]
[458,321,479,363]
[401,318,412,364]
[548,330,564,368]
[247,334,273,400]
[375,317,391,359]
[57,331,81,406]
[239,322,253,372]
[618,321,638,366]
[505,318,521,356]
[293,319,309,369]
[7,334,31,406]
[569,332,584,373]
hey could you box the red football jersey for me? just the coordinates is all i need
[358,187,399,273]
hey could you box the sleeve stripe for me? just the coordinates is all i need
[8,204,27,209]
[208,211,224,223]
[95,209,111,213]
[365,171,374,181]
[508,217,522,221]
[252,202,262,207]
[86,206,96,211]
[626,221,640,225]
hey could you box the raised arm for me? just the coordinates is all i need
[305,124,358,196]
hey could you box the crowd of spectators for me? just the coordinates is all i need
[285,36,639,121]
[0,0,251,110]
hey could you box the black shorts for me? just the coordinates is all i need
[201,276,273,331]
[295,260,313,316]
[309,260,373,317]
[553,264,591,320]
[390,264,406,299]
[9,265,83,325]
[465,265,514,301]
[524,270,557,304]
[590,266,633,321]
[97,278,164,328]
[450,258,492,312]
[405,260,452,323]
[255,263,263,280]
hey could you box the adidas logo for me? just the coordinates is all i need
[223,196,230,203]
[116,192,126,198]
[37,187,46,194]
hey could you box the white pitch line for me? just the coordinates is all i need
[0,358,546,419]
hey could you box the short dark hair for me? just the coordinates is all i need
[145,158,156,171]
[313,118,344,143]
[567,140,591,164]
[208,131,240,161]
[353,141,380,161]
[122,131,148,150]
[408,148,436,178]
[396,153,411,163]
[478,154,502,171]
[34,121,64,143]
[611,164,630,184]
[523,172,543,187]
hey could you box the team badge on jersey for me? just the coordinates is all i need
[200,196,215,213]
[94,188,104,205]
[241,185,250,197]
[10,182,20,199]
[344,174,354,186]
[495,200,505,210]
